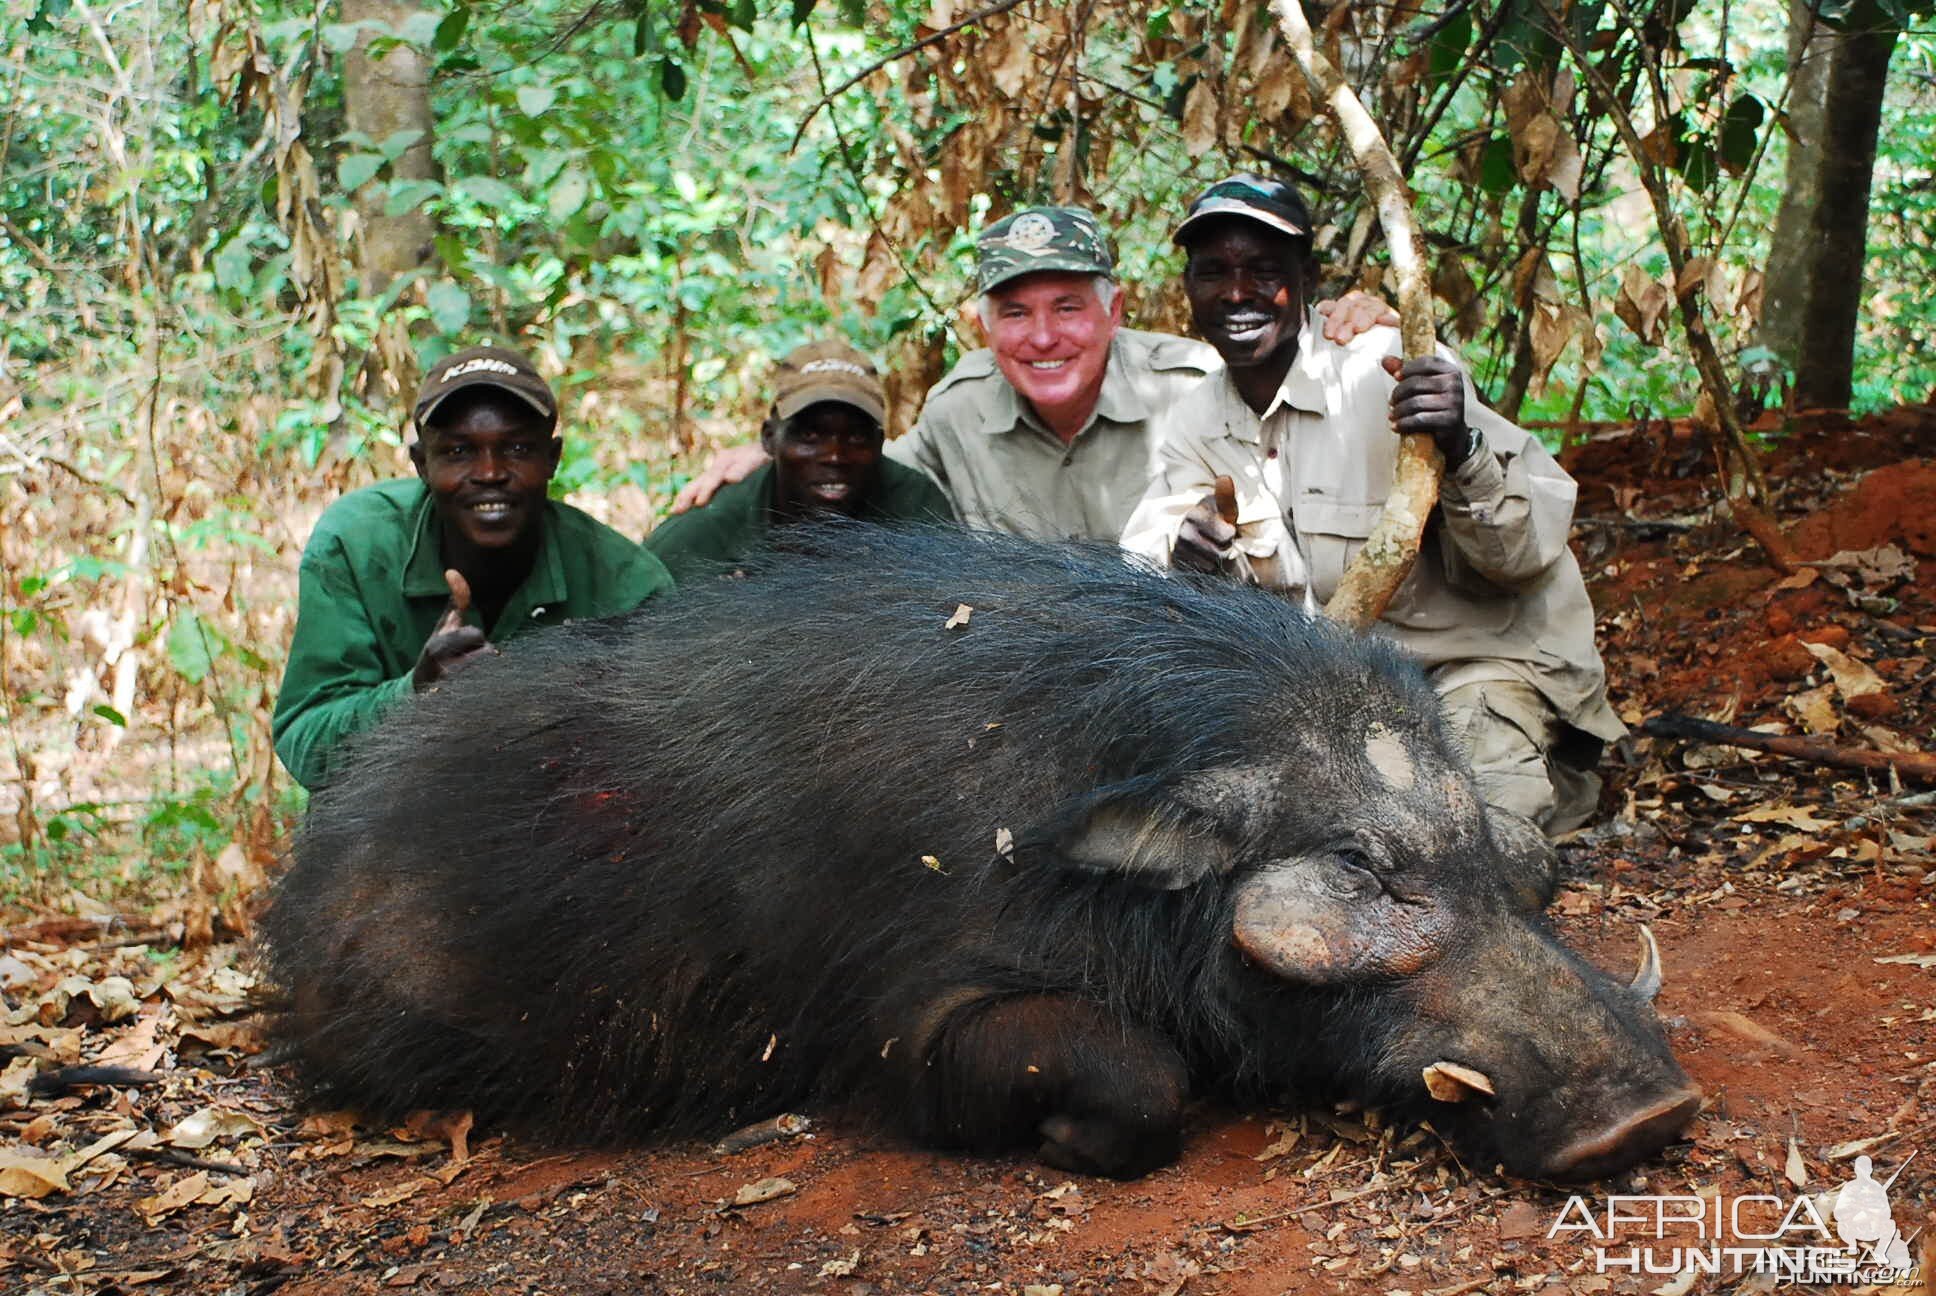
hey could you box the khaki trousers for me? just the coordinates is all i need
[1436,677,1602,835]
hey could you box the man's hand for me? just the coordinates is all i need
[1381,355,1475,468]
[1173,493,1237,574]
[1316,290,1400,345]
[669,444,771,514]
[412,569,497,692]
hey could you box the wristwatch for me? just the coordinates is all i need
[1453,426,1485,468]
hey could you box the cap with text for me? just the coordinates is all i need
[976,206,1115,295]
[1173,173,1313,246]
[413,345,558,432]
[771,339,887,426]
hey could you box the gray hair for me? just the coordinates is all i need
[976,274,1117,331]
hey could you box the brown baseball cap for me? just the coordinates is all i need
[413,345,558,431]
[771,339,886,426]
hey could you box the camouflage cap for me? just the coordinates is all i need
[975,206,1115,295]
[1173,173,1312,247]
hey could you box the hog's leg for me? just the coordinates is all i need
[912,992,1188,1178]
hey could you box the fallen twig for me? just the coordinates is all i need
[1642,714,1936,782]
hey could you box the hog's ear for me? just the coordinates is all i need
[1486,808,1558,913]
[1232,858,1453,984]
[1035,786,1235,890]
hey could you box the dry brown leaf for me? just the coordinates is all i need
[167,1107,264,1150]
[1690,1010,1800,1054]
[1615,265,1672,346]
[1734,803,1832,831]
[360,1178,429,1209]
[1181,78,1219,155]
[0,1149,71,1198]
[730,1176,797,1207]
[1497,1200,1545,1239]
[1784,683,1839,735]
[1802,641,1885,698]
[138,1170,210,1222]
[1860,725,1922,756]
[944,603,973,630]
[1784,1136,1807,1188]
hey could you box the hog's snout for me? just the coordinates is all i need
[1540,1086,1705,1181]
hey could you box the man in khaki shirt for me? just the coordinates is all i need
[1121,175,1624,832]
[668,208,1388,540]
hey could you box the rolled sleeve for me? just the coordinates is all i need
[1434,402,1578,591]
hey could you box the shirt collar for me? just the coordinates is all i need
[981,331,1155,440]
[1210,312,1328,442]
[401,482,567,612]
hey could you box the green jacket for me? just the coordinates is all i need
[645,460,954,583]
[272,478,672,790]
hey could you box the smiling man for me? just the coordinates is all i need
[272,345,673,790]
[1121,175,1624,833]
[644,339,951,581]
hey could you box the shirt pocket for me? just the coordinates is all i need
[1294,495,1382,600]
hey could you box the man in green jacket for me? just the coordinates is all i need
[646,339,952,582]
[273,346,673,790]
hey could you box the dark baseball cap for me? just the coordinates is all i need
[976,206,1115,294]
[413,346,558,431]
[771,339,886,425]
[1173,174,1313,246]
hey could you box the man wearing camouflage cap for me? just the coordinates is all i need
[864,206,1215,539]
[670,205,1389,541]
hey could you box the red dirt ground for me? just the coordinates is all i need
[5,407,1935,1296]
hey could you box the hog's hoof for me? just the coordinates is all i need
[1542,1086,1704,1180]
[1037,1113,1182,1179]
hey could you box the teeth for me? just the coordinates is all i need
[1028,360,1067,370]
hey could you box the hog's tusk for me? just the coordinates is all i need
[1422,1061,1496,1102]
[1630,924,1664,1003]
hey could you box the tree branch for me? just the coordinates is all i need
[789,0,1031,153]
[1642,714,1936,783]
[1267,0,1442,632]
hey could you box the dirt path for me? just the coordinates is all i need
[5,408,1934,1295]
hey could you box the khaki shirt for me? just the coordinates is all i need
[888,328,1218,540]
[1121,317,1623,742]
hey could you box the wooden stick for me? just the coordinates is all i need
[1267,0,1443,631]
[1641,714,1936,782]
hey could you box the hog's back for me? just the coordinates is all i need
[264,524,1444,1136]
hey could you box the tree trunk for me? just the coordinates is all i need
[1763,0,1898,411]
[341,0,439,291]
[1756,0,1832,373]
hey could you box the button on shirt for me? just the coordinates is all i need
[1121,317,1624,742]
[888,328,1218,541]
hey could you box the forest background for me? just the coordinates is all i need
[2,0,1932,916]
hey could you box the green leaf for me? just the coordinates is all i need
[660,57,687,101]
[790,0,817,24]
[1426,7,1472,81]
[634,8,652,55]
[166,609,218,685]
[1719,93,1765,171]
[399,11,442,45]
[1480,137,1516,196]
[337,152,384,192]
[213,236,254,294]
[92,704,127,727]
[321,21,363,52]
[728,0,755,29]
[549,169,590,222]
[379,128,425,162]
[434,7,469,50]
[383,178,443,217]
[516,84,557,118]
[459,175,520,207]
[427,280,472,335]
